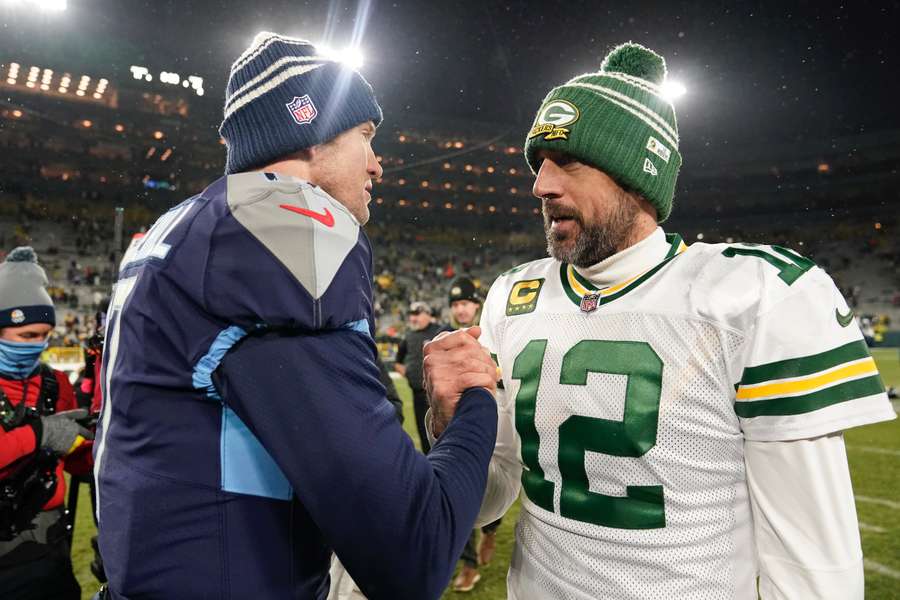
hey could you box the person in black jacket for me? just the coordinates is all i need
[446,277,504,592]
[394,302,451,454]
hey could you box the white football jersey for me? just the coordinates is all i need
[478,229,895,600]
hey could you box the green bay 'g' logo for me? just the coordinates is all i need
[529,100,580,141]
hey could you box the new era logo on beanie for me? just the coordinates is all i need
[219,32,383,174]
[0,247,55,329]
[524,42,682,222]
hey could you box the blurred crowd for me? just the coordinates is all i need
[1,208,897,349]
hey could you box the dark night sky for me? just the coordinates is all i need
[3,0,899,153]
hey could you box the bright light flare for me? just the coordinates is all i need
[660,80,687,101]
[318,45,365,69]
[4,0,68,10]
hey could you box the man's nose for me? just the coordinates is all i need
[532,159,562,201]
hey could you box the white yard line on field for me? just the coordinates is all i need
[846,445,900,458]
[858,522,886,533]
[864,559,900,580]
[856,495,900,511]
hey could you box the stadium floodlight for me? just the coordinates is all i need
[660,80,687,102]
[130,66,149,80]
[338,47,365,70]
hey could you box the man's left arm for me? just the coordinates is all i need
[745,433,863,599]
[729,256,896,598]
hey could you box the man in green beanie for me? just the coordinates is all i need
[431,43,895,599]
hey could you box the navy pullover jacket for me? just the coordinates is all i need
[93,172,497,599]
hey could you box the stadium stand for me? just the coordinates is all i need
[1,57,898,353]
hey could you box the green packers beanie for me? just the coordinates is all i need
[524,42,681,222]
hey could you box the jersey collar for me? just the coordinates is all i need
[559,228,687,308]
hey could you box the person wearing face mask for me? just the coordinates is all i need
[0,246,94,600]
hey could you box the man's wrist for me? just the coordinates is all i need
[425,408,445,441]
[432,410,447,439]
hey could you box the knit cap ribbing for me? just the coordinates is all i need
[219,32,383,174]
[524,43,681,222]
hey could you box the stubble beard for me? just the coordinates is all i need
[309,148,370,225]
[544,190,640,268]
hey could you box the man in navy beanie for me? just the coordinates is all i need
[94,32,498,600]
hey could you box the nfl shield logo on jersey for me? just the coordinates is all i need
[285,95,318,125]
[579,293,600,313]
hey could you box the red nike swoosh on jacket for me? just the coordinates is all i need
[279,204,335,228]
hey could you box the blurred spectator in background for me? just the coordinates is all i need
[447,277,503,592]
[861,316,876,346]
[394,301,450,453]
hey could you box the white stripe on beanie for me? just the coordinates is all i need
[223,63,327,121]
[575,79,679,143]
[225,55,332,113]
[568,82,679,149]
[599,71,664,97]
[231,32,314,74]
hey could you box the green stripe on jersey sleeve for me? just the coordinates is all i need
[739,340,871,386]
[735,375,885,418]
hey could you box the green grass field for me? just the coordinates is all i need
[71,349,900,599]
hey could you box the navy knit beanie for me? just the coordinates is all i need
[0,247,55,328]
[219,32,383,174]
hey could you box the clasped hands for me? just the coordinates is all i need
[423,326,496,437]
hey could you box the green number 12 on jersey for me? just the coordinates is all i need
[512,339,666,529]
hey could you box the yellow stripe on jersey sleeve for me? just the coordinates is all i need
[734,340,886,418]
[736,357,878,400]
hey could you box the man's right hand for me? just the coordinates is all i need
[40,409,94,455]
[423,327,496,437]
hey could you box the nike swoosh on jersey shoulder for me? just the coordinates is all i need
[835,307,854,327]
[223,172,362,300]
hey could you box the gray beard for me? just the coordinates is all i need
[544,194,639,268]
